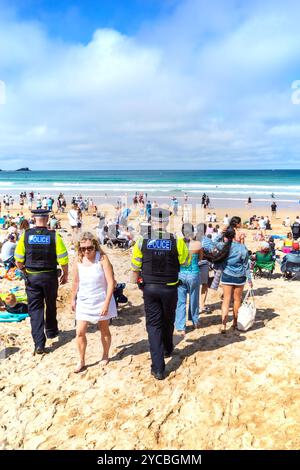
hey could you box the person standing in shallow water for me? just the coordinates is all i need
[71,232,117,373]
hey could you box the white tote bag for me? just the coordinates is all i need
[237,288,256,331]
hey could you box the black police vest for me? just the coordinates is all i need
[24,228,57,270]
[141,232,179,284]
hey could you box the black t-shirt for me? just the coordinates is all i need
[5,303,28,314]
[271,203,277,211]
[292,222,300,235]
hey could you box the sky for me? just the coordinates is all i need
[0,0,300,170]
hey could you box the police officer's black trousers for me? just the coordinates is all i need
[26,271,59,348]
[143,284,178,374]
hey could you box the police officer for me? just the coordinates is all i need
[131,208,189,380]
[15,209,69,354]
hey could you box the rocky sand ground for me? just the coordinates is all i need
[1,207,300,449]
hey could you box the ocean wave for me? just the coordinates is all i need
[51,182,300,190]
[1,181,300,198]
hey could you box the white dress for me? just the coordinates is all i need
[76,252,117,323]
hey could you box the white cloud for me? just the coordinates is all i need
[0,0,300,169]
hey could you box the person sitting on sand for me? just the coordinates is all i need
[281,243,300,278]
[1,234,17,269]
[291,217,300,240]
[118,226,134,247]
[253,228,265,242]
[48,214,60,230]
[281,232,293,253]
[249,215,259,229]
[71,232,117,373]
[0,294,28,313]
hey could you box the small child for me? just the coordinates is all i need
[0,294,28,314]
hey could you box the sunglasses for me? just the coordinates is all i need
[79,246,95,252]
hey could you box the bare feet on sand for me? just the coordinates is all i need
[100,357,110,366]
[74,362,86,373]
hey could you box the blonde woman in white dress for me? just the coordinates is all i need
[71,232,117,373]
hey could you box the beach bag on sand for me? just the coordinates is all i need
[237,288,256,331]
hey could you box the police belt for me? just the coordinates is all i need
[139,280,181,288]
[25,268,58,274]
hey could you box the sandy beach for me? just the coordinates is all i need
[1,201,300,450]
[2,0,300,454]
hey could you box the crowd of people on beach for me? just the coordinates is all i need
[1,191,300,379]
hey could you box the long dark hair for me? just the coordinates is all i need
[229,216,241,228]
[223,226,236,242]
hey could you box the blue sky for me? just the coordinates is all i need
[0,0,300,169]
[7,0,176,41]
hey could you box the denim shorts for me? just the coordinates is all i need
[221,272,246,286]
[199,263,209,284]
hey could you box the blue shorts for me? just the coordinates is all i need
[221,272,246,286]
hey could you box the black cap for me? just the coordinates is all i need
[31,209,51,217]
[150,208,171,223]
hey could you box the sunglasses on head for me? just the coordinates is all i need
[79,246,94,252]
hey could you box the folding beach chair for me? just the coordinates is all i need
[253,251,275,279]
[281,261,300,281]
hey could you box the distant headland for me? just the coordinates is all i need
[16,167,31,171]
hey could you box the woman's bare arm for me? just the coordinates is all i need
[101,255,115,315]
[71,260,79,311]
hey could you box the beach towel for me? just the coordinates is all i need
[4,267,23,281]
[0,312,29,322]
[0,293,27,302]
[10,286,21,293]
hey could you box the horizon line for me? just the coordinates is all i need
[1,168,300,172]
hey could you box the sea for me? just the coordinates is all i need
[0,170,300,207]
